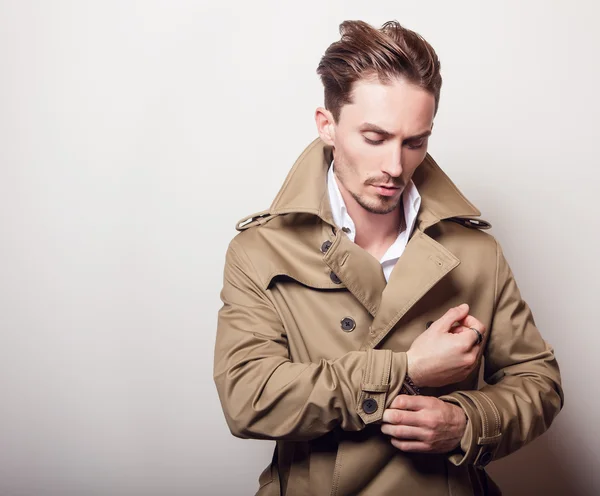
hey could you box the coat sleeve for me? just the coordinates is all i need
[213,238,408,441]
[441,238,564,468]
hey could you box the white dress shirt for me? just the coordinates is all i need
[327,162,422,282]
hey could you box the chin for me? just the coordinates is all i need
[358,195,401,215]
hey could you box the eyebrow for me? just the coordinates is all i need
[360,122,432,141]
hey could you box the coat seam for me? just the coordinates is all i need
[493,238,500,314]
[468,393,489,439]
[478,392,501,436]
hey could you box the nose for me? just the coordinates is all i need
[381,146,403,178]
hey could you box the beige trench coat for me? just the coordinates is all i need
[213,138,563,495]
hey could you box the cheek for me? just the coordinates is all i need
[341,142,372,176]
[334,147,362,188]
[345,136,372,164]
[339,136,392,181]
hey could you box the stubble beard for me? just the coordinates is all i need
[333,150,403,215]
[349,189,402,215]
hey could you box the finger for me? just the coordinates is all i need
[459,315,486,337]
[436,304,470,332]
[382,408,424,426]
[452,325,482,349]
[381,424,425,440]
[456,317,486,349]
[449,323,468,334]
[388,394,434,411]
[390,438,431,452]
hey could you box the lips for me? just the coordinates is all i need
[372,185,401,197]
[374,185,400,189]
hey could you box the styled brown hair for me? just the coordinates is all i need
[316,20,442,122]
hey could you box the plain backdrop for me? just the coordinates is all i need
[1,1,598,495]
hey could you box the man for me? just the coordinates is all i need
[214,20,563,495]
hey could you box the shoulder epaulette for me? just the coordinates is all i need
[446,217,492,230]
[235,210,277,231]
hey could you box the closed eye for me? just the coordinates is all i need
[406,140,425,150]
[364,136,428,148]
[364,136,384,146]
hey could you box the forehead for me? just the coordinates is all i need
[339,77,435,134]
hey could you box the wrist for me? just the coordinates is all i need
[451,403,468,441]
[401,373,421,395]
[406,351,424,387]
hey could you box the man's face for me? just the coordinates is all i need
[327,77,435,214]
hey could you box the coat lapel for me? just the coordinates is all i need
[323,230,387,317]
[359,229,460,350]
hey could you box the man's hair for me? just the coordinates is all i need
[316,20,442,122]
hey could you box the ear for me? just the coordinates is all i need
[315,107,336,146]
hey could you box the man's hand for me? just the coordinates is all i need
[406,303,486,388]
[381,395,467,453]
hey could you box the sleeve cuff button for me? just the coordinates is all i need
[362,398,378,414]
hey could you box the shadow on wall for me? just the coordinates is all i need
[487,434,590,496]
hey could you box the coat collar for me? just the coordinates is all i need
[264,137,483,232]
[234,138,487,344]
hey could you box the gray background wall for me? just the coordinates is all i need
[1,1,598,495]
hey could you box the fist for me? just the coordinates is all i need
[406,304,486,388]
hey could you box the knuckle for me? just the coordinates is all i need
[392,410,403,424]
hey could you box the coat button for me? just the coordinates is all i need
[340,317,356,332]
[330,271,342,284]
[362,398,378,414]
[321,240,332,253]
[479,451,493,466]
